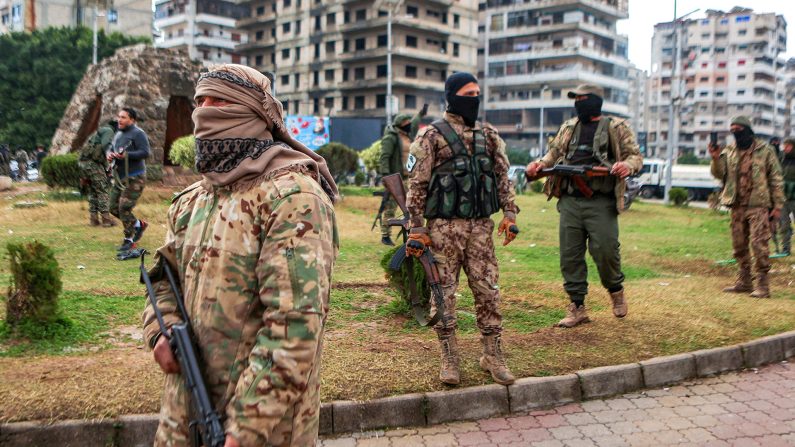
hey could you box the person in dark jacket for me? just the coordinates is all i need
[109,107,150,252]
[377,107,425,245]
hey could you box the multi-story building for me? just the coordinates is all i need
[480,0,631,155]
[627,64,649,153]
[154,0,249,65]
[647,7,787,159]
[236,0,479,120]
[0,0,151,37]
[786,58,795,138]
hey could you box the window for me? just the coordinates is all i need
[377,64,387,77]
[295,19,301,33]
[716,76,725,82]
[326,41,335,53]
[453,42,459,57]
[327,13,335,25]
[737,90,746,95]
[281,48,290,59]
[344,11,349,23]
[354,67,365,80]
[453,13,460,28]
[295,46,301,60]
[255,30,264,40]
[376,94,386,108]
[355,9,366,21]
[313,71,319,86]
[699,76,708,82]
[406,35,417,48]
[354,96,365,109]
[738,29,746,36]
[378,34,387,47]
[283,0,291,7]
[314,44,320,59]
[701,62,708,68]
[738,59,746,66]
[314,15,321,30]
[313,98,319,114]
[281,74,289,86]
[405,94,417,109]
[255,55,263,65]
[325,69,334,81]
[737,75,746,80]
[405,65,417,78]
[283,22,291,33]
[343,40,349,52]
[294,73,300,87]
[355,38,365,50]
[342,97,348,110]
[718,61,726,68]
[256,6,264,15]
[325,97,334,110]
[407,5,418,16]
[342,68,349,81]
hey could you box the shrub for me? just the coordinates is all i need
[354,170,365,186]
[168,135,196,170]
[4,241,63,326]
[360,140,382,173]
[40,153,81,189]
[146,164,163,182]
[316,142,359,182]
[380,245,429,314]
[530,180,544,193]
[669,187,689,206]
[506,148,531,166]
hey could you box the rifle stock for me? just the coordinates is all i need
[382,173,409,216]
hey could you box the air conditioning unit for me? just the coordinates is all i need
[515,123,523,130]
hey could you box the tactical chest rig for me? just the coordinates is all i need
[423,119,500,219]
[560,118,615,196]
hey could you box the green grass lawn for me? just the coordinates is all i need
[1,185,795,422]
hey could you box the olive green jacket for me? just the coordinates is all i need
[710,139,785,210]
[378,112,422,176]
[539,116,643,214]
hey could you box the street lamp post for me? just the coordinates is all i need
[539,84,549,156]
[382,0,403,126]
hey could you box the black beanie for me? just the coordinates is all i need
[445,72,478,103]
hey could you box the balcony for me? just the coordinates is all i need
[194,35,237,50]
[236,39,276,53]
[489,45,628,68]
[237,14,276,29]
[487,66,629,91]
[154,13,188,29]
[487,0,627,20]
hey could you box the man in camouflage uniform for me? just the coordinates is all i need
[377,107,426,245]
[526,84,642,328]
[78,121,117,227]
[709,116,784,298]
[110,107,150,252]
[406,72,519,386]
[779,138,795,255]
[0,144,10,177]
[142,64,338,447]
[15,148,29,181]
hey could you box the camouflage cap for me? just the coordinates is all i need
[784,137,795,147]
[567,84,605,99]
[392,113,413,126]
[730,115,753,129]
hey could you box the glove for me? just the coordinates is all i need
[406,232,432,258]
[79,177,90,187]
[497,216,519,246]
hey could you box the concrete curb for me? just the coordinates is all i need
[2,330,794,446]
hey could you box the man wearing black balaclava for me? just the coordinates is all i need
[709,116,784,298]
[526,84,642,329]
[404,72,519,386]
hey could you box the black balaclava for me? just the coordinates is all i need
[398,123,412,134]
[732,127,755,150]
[770,138,781,154]
[574,94,603,123]
[445,72,480,127]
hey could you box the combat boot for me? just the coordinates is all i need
[438,335,460,385]
[556,302,590,328]
[101,213,117,227]
[479,334,515,385]
[609,289,628,318]
[723,268,752,293]
[750,273,770,298]
[89,213,100,226]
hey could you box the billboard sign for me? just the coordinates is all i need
[284,115,329,150]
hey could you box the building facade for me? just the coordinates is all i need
[0,0,151,37]
[235,0,479,120]
[480,0,630,155]
[154,0,249,65]
[647,7,787,160]
[627,64,649,154]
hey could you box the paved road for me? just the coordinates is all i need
[320,361,795,446]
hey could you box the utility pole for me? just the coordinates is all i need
[383,0,403,126]
[539,84,549,156]
[92,4,98,64]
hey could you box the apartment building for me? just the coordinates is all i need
[0,0,151,37]
[236,0,479,119]
[154,0,249,65]
[647,7,787,159]
[627,64,649,153]
[480,0,631,154]
[786,58,795,138]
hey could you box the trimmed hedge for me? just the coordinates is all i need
[168,135,196,170]
[316,142,359,182]
[40,153,81,189]
[5,240,63,326]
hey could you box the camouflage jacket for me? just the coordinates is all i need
[539,116,643,214]
[711,138,784,210]
[142,167,338,445]
[406,112,518,229]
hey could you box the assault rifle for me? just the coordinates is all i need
[527,164,612,199]
[371,190,390,231]
[140,254,226,447]
[380,173,445,326]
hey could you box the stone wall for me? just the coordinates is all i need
[50,44,202,165]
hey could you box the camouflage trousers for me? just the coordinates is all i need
[109,174,145,239]
[731,206,771,276]
[154,330,325,447]
[778,200,795,254]
[428,217,503,337]
[380,197,398,238]
[78,162,110,213]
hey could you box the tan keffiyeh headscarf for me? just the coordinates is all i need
[192,64,338,201]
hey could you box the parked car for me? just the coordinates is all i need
[507,164,528,194]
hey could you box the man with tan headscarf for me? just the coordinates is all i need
[142,64,339,447]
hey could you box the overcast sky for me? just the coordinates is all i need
[617,1,795,72]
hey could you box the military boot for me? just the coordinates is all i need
[438,334,460,385]
[556,302,590,328]
[750,273,770,298]
[101,213,117,227]
[609,289,628,318]
[89,213,100,226]
[479,334,515,385]
[723,268,752,293]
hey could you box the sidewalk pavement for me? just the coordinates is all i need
[320,361,795,446]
